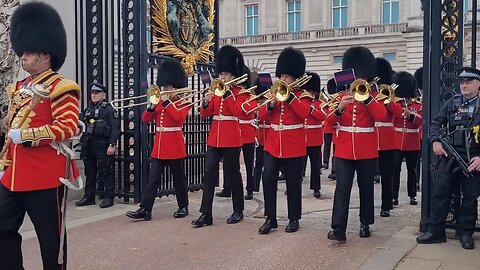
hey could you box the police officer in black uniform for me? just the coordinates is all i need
[417,67,480,250]
[76,83,121,208]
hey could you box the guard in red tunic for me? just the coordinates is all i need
[0,3,80,269]
[257,47,312,234]
[327,47,387,242]
[126,59,191,221]
[192,45,247,227]
[303,72,327,198]
[392,71,423,206]
[323,78,339,180]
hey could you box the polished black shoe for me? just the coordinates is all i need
[285,220,299,233]
[227,212,244,224]
[410,197,418,205]
[328,173,336,180]
[126,207,152,221]
[99,198,114,208]
[215,189,231,198]
[258,218,278,234]
[460,234,475,250]
[313,190,321,198]
[278,173,286,181]
[284,190,288,196]
[321,163,329,170]
[327,230,347,242]
[380,210,391,217]
[416,232,447,244]
[75,197,95,207]
[373,175,380,184]
[392,199,399,206]
[244,192,253,200]
[192,214,213,228]
[359,224,371,237]
[173,207,189,218]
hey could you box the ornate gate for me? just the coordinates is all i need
[75,0,218,202]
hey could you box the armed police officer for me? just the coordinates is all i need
[76,83,121,208]
[417,67,480,250]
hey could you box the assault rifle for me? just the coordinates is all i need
[438,136,473,177]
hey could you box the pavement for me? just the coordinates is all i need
[19,162,480,270]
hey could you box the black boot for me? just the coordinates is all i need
[285,220,299,233]
[259,218,278,234]
[392,198,399,206]
[173,207,189,218]
[410,197,418,205]
[328,173,336,180]
[327,230,347,242]
[215,189,231,198]
[99,198,114,208]
[192,214,213,228]
[226,212,244,224]
[380,210,390,217]
[75,197,95,207]
[416,232,447,244]
[460,235,475,250]
[373,175,380,184]
[126,207,152,221]
[359,224,371,237]
[313,190,321,198]
[244,191,253,200]
[321,163,329,170]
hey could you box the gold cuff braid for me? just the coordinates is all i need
[20,126,53,143]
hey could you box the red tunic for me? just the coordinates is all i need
[1,70,81,191]
[375,99,404,151]
[305,99,327,147]
[393,100,423,151]
[142,100,191,159]
[238,89,258,144]
[256,119,270,146]
[329,92,387,160]
[258,89,311,158]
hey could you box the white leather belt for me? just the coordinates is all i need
[305,124,323,129]
[394,127,419,133]
[375,122,393,127]
[156,127,182,132]
[338,126,374,133]
[271,124,304,131]
[239,119,255,124]
[259,124,271,128]
[212,115,238,121]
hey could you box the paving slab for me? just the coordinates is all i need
[395,258,442,270]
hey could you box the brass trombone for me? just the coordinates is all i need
[210,74,249,97]
[375,83,399,104]
[110,85,192,110]
[349,77,380,102]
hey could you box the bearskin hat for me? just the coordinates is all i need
[342,46,377,81]
[375,57,394,85]
[275,47,306,79]
[302,72,321,94]
[414,67,423,90]
[326,78,338,94]
[215,45,245,78]
[156,58,187,88]
[10,2,67,71]
[393,71,416,98]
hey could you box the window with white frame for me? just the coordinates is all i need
[245,5,259,36]
[287,0,301,32]
[383,52,397,62]
[382,0,399,24]
[332,0,348,28]
[464,0,469,22]
[333,56,343,64]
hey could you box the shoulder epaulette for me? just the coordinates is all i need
[50,79,81,100]
[298,90,314,99]
[6,83,16,98]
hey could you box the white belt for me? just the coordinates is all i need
[212,115,238,121]
[156,126,182,132]
[394,127,419,133]
[375,122,393,127]
[259,124,271,129]
[338,126,374,133]
[271,124,304,131]
[305,124,323,129]
[239,119,255,125]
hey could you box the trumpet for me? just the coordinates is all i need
[320,93,341,113]
[210,74,249,97]
[375,83,399,104]
[349,77,380,102]
[110,85,192,110]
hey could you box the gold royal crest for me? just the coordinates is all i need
[151,0,215,75]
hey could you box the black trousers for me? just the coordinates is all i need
[323,133,333,166]
[304,146,322,191]
[253,145,265,192]
[392,150,419,200]
[242,143,256,193]
[428,158,480,237]
[378,150,395,211]
[331,158,376,233]
[263,152,304,220]
[200,147,243,215]
[0,184,66,270]
[141,158,188,211]
[83,143,115,201]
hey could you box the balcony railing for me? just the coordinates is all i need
[219,23,408,46]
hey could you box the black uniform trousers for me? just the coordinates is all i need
[263,152,303,220]
[428,158,480,237]
[331,158,376,233]
[253,145,265,192]
[200,146,243,215]
[0,184,66,270]
[242,143,256,193]
[141,158,188,211]
[323,133,333,166]
[392,150,419,200]
[304,146,322,191]
[83,142,115,201]
[378,150,395,211]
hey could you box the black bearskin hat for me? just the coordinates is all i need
[342,46,377,81]
[215,45,245,78]
[10,2,67,71]
[275,47,306,79]
[156,58,187,88]
[393,71,416,98]
[375,57,394,85]
[302,72,321,94]
[414,67,423,90]
[327,78,338,94]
